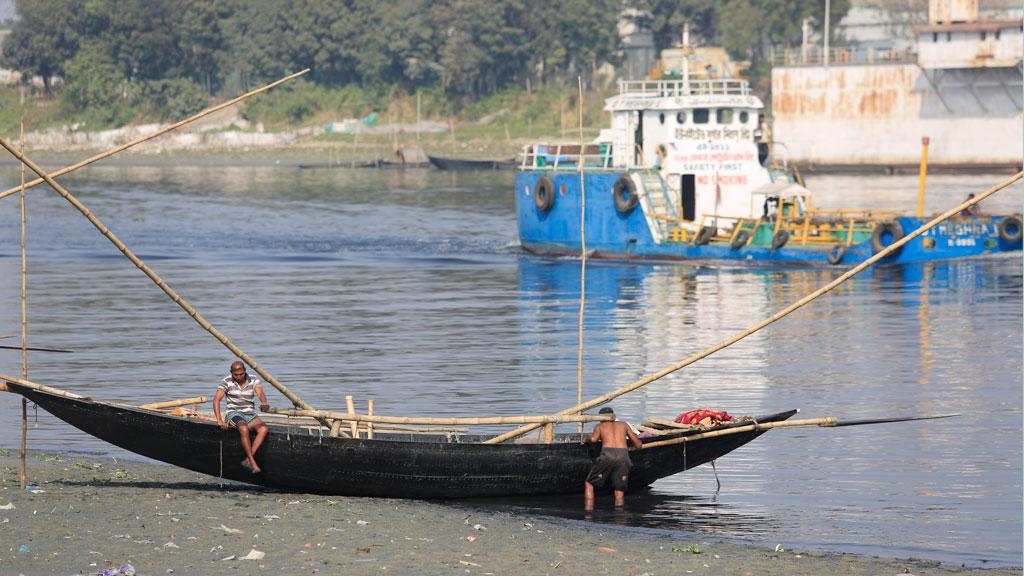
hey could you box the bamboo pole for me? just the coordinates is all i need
[0,139,326,425]
[485,172,1023,444]
[635,417,838,450]
[0,373,86,399]
[575,76,587,435]
[346,395,358,438]
[268,407,613,426]
[139,396,207,410]
[0,70,310,202]
[19,120,27,489]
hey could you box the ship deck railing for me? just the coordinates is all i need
[519,143,618,172]
[770,46,917,67]
[662,208,899,247]
[617,79,750,98]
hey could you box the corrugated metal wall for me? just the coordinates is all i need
[771,63,1023,166]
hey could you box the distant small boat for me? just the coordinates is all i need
[429,155,518,171]
[297,159,429,170]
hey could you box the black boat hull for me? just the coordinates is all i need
[11,383,795,498]
[428,155,518,171]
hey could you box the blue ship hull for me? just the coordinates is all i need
[515,171,1022,265]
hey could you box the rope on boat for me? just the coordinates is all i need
[485,172,1023,444]
[0,138,330,429]
[0,70,310,202]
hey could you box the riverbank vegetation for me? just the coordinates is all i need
[0,0,846,136]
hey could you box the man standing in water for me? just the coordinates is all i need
[584,407,642,509]
[214,361,270,473]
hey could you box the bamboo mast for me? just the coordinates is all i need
[18,120,27,490]
[0,139,324,421]
[485,172,1023,444]
[0,69,310,202]
[575,76,586,434]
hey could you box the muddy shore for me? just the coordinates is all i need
[0,450,1018,576]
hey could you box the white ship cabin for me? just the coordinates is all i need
[600,78,808,231]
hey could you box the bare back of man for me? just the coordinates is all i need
[584,413,642,509]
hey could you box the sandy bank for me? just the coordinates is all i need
[0,450,1017,576]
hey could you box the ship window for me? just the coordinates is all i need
[981,31,987,41]
[693,108,710,124]
[946,32,951,41]
[933,32,938,42]
[995,30,1001,40]
[676,112,686,124]
[717,109,734,124]
[739,111,750,123]
[659,112,665,125]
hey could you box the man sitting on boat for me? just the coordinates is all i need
[214,361,270,474]
[584,407,643,509]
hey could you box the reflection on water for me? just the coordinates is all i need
[0,166,1019,566]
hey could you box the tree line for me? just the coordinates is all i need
[1,0,846,126]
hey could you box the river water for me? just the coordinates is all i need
[0,164,1020,567]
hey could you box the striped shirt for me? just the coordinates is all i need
[218,375,261,414]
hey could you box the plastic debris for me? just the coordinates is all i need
[163,541,180,549]
[775,544,785,553]
[596,546,617,554]
[0,503,15,510]
[464,535,477,542]
[356,520,369,526]
[219,555,236,561]
[472,524,486,531]
[240,549,265,560]
[24,483,44,493]
[18,544,30,553]
[216,524,242,534]
[120,563,137,576]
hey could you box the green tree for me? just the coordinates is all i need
[0,0,87,92]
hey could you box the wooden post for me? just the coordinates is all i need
[543,423,554,444]
[329,420,342,438]
[917,136,929,218]
[449,118,456,155]
[0,138,329,428]
[346,395,358,438]
[367,399,374,440]
[19,120,27,490]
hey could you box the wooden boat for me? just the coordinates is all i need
[7,381,795,498]
[428,155,518,171]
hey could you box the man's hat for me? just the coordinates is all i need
[598,407,614,414]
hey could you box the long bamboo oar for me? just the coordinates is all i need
[0,139,323,421]
[0,69,310,202]
[0,344,72,353]
[486,172,1023,444]
[636,413,959,451]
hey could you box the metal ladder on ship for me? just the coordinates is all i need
[633,170,682,243]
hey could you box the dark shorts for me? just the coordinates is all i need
[586,447,632,491]
[226,411,259,427]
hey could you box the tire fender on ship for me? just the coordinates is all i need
[871,220,905,256]
[534,176,555,212]
[827,244,847,265]
[771,229,790,250]
[730,230,750,250]
[695,225,716,246]
[612,175,638,213]
[998,216,1023,243]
